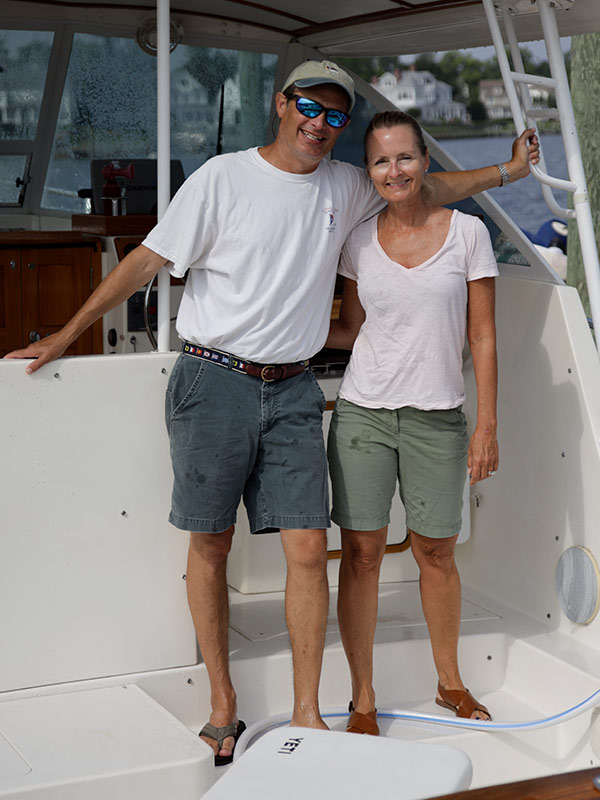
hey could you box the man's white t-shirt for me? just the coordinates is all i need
[142,148,382,363]
[338,210,499,410]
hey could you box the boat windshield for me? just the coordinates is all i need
[0,26,278,214]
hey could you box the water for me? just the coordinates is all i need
[440,133,569,236]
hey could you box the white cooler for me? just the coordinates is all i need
[204,726,472,799]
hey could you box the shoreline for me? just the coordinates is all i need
[425,122,560,139]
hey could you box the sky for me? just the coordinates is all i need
[447,37,571,62]
[402,37,571,64]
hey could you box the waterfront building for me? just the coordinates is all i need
[373,66,469,123]
[479,78,550,119]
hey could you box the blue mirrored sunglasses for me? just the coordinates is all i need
[292,95,350,128]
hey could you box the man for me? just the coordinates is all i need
[6,60,539,764]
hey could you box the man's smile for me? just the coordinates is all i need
[301,129,326,142]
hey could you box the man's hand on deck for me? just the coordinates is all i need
[4,332,70,374]
[507,127,540,182]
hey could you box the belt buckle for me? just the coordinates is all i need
[260,365,281,382]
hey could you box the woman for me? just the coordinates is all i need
[327,110,498,734]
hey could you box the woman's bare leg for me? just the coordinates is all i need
[410,529,490,720]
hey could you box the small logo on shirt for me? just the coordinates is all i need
[324,207,338,233]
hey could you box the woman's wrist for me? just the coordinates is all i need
[495,162,510,186]
[504,156,527,183]
[475,419,497,434]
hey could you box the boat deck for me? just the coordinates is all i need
[226,580,600,791]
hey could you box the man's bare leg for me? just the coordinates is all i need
[280,529,329,729]
[337,527,387,715]
[187,526,239,759]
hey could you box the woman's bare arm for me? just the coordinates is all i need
[466,276,499,485]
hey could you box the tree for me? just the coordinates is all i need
[567,33,600,322]
[185,48,238,105]
[238,52,266,150]
[337,56,410,85]
[419,50,498,103]
[414,53,438,75]
[467,99,487,122]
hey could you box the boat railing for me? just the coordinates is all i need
[486,0,576,216]
[482,0,600,352]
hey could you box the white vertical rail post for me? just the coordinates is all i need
[501,6,567,219]
[537,0,600,345]
[156,0,171,352]
[481,0,526,131]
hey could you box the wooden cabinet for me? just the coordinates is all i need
[0,232,103,358]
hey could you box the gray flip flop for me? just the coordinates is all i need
[199,719,246,766]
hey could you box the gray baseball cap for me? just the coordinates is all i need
[281,60,355,111]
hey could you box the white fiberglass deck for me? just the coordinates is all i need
[0,686,214,799]
[1,580,598,797]
[225,580,600,791]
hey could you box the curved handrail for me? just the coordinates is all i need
[144,276,158,351]
[529,162,576,195]
[482,0,575,219]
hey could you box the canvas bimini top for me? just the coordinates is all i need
[4,0,600,56]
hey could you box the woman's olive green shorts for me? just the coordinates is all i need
[327,398,469,538]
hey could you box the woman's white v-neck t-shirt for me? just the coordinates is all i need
[337,209,499,410]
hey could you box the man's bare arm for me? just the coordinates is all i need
[4,244,168,374]
[429,128,539,206]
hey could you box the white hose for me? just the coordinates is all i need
[233,689,600,761]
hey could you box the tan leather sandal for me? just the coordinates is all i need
[435,682,492,720]
[346,701,380,735]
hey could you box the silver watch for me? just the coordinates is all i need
[496,162,510,186]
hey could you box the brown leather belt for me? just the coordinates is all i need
[181,341,309,383]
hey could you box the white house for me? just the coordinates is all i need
[171,69,213,128]
[373,66,469,123]
[479,78,551,119]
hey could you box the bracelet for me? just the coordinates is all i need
[496,162,510,186]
